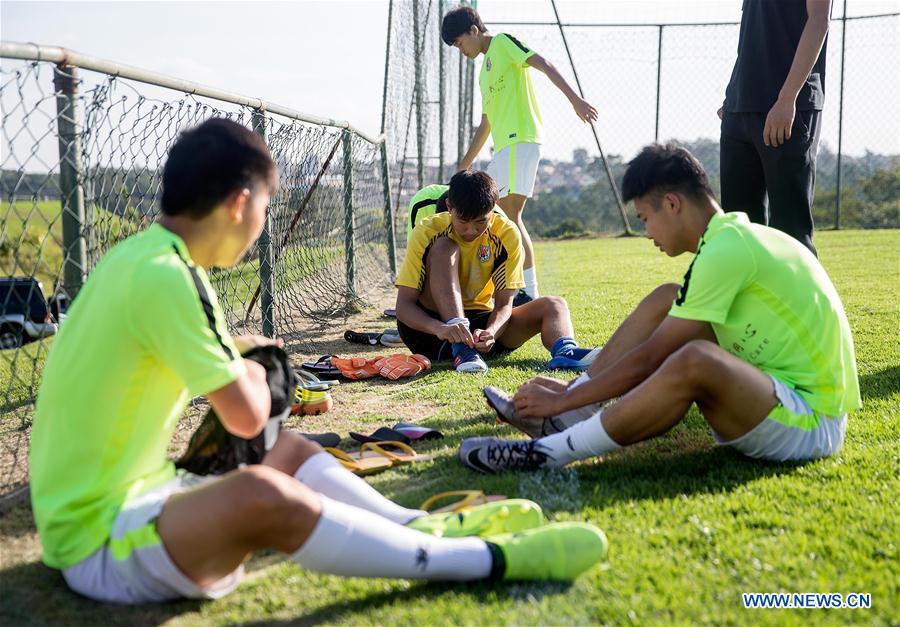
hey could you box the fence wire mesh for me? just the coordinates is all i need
[1,56,393,497]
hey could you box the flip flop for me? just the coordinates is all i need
[349,427,411,445]
[383,308,397,318]
[392,421,444,441]
[419,490,509,514]
[300,356,341,380]
[358,441,434,466]
[299,432,342,448]
[324,447,393,476]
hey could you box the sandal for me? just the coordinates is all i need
[324,447,393,476]
[349,427,411,445]
[358,441,433,466]
[419,490,509,514]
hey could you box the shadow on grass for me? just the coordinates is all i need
[859,364,900,400]
[242,579,573,626]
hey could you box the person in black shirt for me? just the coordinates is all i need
[719,0,832,256]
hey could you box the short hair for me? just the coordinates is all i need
[447,170,498,219]
[161,118,278,218]
[441,6,486,46]
[621,143,714,206]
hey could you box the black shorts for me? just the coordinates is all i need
[396,304,513,361]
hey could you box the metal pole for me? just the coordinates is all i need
[381,141,398,278]
[655,25,663,142]
[549,0,633,235]
[413,0,425,188]
[835,0,848,230]
[343,130,357,297]
[380,0,394,135]
[458,52,465,164]
[53,64,87,299]
[438,0,446,182]
[251,110,276,338]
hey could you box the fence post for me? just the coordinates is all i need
[380,140,398,278]
[53,64,87,299]
[655,25,663,142]
[438,0,446,182]
[413,0,425,189]
[835,0,848,230]
[343,130,357,297]
[457,52,465,164]
[251,109,276,338]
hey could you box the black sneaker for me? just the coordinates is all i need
[459,437,552,474]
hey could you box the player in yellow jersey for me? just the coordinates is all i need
[395,170,601,374]
[442,5,599,301]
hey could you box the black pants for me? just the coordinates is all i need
[720,110,822,256]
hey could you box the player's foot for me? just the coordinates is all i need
[406,499,544,538]
[291,387,333,416]
[512,289,534,307]
[486,522,608,581]
[459,437,552,474]
[453,346,488,373]
[483,386,546,439]
[547,346,602,371]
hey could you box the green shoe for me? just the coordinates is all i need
[406,499,544,538]
[486,522,608,581]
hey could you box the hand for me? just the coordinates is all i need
[717,106,724,121]
[233,334,284,355]
[435,321,475,347]
[763,97,795,147]
[571,96,599,123]
[513,380,565,418]
[472,329,495,353]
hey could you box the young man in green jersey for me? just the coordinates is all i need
[442,5,599,301]
[396,170,601,375]
[460,143,860,473]
[28,119,607,604]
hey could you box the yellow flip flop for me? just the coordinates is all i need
[358,441,435,466]
[419,490,509,514]
[324,447,393,476]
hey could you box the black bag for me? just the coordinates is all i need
[175,345,297,475]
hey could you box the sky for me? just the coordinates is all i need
[2,0,898,164]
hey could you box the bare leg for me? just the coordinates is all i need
[588,283,682,376]
[497,193,533,270]
[496,296,573,349]
[601,340,777,445]
[419,237,465,321]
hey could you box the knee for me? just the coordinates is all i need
[538,295,569,316]
[426,237,459,270]
[231,465,305,520]
[665,340,718,383]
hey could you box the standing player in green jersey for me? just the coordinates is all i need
[406,183,449,241]
[28,118,607,604]
[460,144,860,473]
[442,6,599,302]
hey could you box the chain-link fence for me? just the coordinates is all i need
[1,42,397,497]
[384,2,899,238]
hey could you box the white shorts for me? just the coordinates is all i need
[62,472,243,604]
[486,142,541,199]
[714,375,848,462]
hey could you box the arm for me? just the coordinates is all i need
[395,286,474,345]
[764,0,832,146]
[514,316,713,417]
[459,115,491,172]
[472,289,516,352]
[206,359,271,439]
[526,54,598,123]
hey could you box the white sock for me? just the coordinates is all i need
[523,267,539,299]
[535,411,622,468]
[569,373,591,389]
[294,452,426,524]
[292,495,493,580]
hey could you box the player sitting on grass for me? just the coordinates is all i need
[395,169,601,374]
[460,143,860,473]
[442,5,599,301]
[28,119,607,604]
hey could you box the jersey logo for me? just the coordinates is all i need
[478,244,490,263]
[486,58,492,72]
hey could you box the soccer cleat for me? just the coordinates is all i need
[453,346,489,373]
[546,346,602,371]
[483,386,545,439]
[486,522,608,581]
[459,437,552,474]
[291,387,333,416]
[406,499,544,538]
[512,289,534,307]
[379,329,405,347]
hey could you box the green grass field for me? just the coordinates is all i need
[1,229,897,625]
